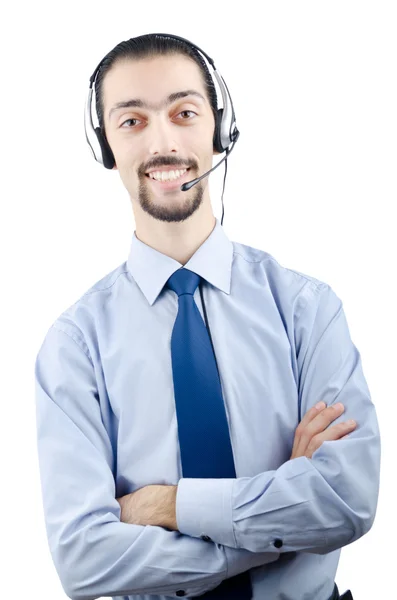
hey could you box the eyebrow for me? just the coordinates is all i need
[108,89,206,121]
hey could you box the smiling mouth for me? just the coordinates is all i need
[144,168,192,190]
[145,167,190,180]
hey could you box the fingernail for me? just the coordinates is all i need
[315,401,326,410]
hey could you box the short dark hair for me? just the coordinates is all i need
[95,33,218,137]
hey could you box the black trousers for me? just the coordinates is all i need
[330,583,353,600]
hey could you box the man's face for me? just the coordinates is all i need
[102,54,217,223]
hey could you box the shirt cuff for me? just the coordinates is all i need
[176,478,237,548]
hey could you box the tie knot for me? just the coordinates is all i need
[165,268,201,297]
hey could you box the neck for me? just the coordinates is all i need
[134,205,217,266]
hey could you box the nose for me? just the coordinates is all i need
[147,115,179,156]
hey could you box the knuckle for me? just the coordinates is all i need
[307,436,319,453]
[325,406,342,421]
[295,423,303,436]
[299,430,311,444]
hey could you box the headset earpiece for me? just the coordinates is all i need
[213,108,239,154]
[94,127,115,169]
[213,108,225,154]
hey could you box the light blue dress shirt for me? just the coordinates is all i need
[34,217,380,600]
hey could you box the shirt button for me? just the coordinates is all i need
[201,535,212,542]
[274,538,283,548]
[176,591,186,596]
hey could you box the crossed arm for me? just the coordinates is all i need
[115,395,356,532]
[116,395,359,532]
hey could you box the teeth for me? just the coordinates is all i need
[149,169,187,182]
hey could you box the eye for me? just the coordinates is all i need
[176,110,197,120]
[120,118,142,128]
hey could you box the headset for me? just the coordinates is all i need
[84,33,240,224]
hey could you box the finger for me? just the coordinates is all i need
[292,402,330,456]
[339,424,357,440]
[294,403,346,458]
[297,405,345,456]
[293,402,328,451]
[305,403,345,440]
[299,401,328,430]
[307,420,357,455]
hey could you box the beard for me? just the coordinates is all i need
[137,175,205,223]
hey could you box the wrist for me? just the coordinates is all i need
[160,485,178,531]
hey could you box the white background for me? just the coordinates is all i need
[1,1,395,598]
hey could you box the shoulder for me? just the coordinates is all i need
[47,261,129,338]
[231,239,331,299]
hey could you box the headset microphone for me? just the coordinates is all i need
[180,130,240,191]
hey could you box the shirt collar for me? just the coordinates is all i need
[126,217,233,306]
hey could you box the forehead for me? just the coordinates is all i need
[102,54,207,111]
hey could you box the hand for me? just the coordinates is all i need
[116,484,178,531]
[290,402,357,460]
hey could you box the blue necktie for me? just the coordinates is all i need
[166,267,252,599]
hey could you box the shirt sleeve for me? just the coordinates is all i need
[176,283,381,554]
[34,323,278,600]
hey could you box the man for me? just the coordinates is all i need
[34,33,380,600]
